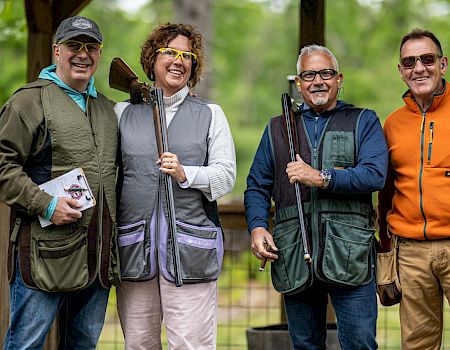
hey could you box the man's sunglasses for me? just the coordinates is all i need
[156,48,197,62]
[60,40,103,53]
[400,53,441,69]
[298,69,338,82]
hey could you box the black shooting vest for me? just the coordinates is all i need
[268,106,375,294]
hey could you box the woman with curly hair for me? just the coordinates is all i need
[114,23,236,349]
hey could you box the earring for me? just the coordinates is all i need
[149,71,155,81]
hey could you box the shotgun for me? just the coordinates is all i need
[281,93,311,264]
[109,57,183,286]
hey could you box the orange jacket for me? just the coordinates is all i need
[378,80,450,248]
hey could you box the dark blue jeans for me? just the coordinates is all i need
[3,263,109,350]
[284,278,377,350]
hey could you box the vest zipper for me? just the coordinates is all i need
[306,114,331,267]
[419,112,428,239]
[314,116,319,148]
[427,121,434,164]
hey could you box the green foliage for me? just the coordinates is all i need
[79,0,162,104]
[0,0,26,103]
[3,0,450,201]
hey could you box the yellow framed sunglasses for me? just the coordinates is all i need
[156,48,197,62]
[60,40,103,53]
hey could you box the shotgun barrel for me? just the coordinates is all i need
[281,93,312,264]
[148,88,183,287]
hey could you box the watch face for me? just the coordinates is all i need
[320,169,331,189]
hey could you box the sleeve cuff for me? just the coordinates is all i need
[43,196,57,220]
[179,166,200,188]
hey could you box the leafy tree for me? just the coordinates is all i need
[3,0,450,200]
[0,0,27,103]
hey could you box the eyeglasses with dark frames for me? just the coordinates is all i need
[298,69,338,82]
[400,53,441,69]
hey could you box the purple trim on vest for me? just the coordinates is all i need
[176,220,218,231]
[117,220,146,247]
[158,204,171,281]
[118,230,144,247]
[178,233,215,249]
[118,220,146,230]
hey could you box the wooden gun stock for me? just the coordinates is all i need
[109,57,140,92]
[109,57,150,104]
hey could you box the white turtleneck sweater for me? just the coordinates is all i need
[114,86,236,201]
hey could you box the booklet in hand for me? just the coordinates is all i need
[38,168,96,227]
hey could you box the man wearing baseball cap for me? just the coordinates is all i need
[1,16,119,349]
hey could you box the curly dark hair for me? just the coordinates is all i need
[140,23,205,88]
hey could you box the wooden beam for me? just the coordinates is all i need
[24,0,92,82]
[51,0,92,32]
[25,0,53,81]
[300,0,325,49]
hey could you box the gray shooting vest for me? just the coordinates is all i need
[117,95,223,284]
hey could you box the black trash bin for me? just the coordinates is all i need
[246,323,340,350]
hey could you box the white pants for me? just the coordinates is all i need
[117,275,217,349]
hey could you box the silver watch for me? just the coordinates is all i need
[320,169,332,189]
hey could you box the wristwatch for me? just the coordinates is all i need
[319,169,332,189]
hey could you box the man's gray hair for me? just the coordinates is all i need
[297,45,339,74]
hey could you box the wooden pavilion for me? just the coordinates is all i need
[0,0,325,348]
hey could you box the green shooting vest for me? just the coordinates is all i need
[268,107,375,294]
[8,80,119,292]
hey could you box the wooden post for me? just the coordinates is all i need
[300,0,325,49]
[25,0,53,81]
[0,204,10,344]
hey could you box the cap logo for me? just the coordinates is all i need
[71,18,93,30]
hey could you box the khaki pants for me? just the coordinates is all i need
[117,275,217,349]
[398,238,450,349]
